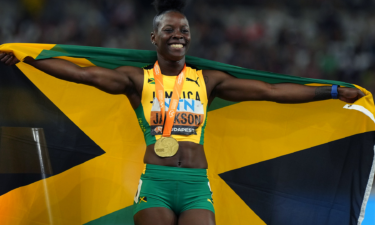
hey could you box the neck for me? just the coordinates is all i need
[157,53,185,76]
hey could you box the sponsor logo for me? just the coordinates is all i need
[150,97,204,136]
[186,77,200,87]
[153,99,201,112]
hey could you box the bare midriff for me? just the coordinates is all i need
[144,141,208,169]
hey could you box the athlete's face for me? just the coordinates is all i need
[151,11,191,61]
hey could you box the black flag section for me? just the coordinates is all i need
[220,132,375,225]
[0,64,105,196]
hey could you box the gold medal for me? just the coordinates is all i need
[154,137,179,157]
[152,61,187,158]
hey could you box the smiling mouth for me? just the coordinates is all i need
[169,44,184,49]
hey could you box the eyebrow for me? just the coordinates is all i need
[162,24,189,28]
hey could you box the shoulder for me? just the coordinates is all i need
[186,64,200,71]
[202,70,228,77]
[202,70,234,85]
[200,70,232,99]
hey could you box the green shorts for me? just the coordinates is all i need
[133,164,215,216]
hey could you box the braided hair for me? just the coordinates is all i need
[152,0,187,30]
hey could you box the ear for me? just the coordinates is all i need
[150,32,156,46]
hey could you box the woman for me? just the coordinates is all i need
[0,0,364,225]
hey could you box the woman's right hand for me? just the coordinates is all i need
[0,52,20,66]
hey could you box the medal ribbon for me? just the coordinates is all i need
[153,61,187,137]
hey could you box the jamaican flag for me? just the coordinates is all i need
[0,43,374,225]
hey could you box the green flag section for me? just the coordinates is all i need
[0,43,374,225]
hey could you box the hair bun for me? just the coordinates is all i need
[153,0,187,15]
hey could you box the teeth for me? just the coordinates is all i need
[170,44,183,49]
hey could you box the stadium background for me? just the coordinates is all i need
[0,0,374,224]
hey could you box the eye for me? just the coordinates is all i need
[182,29,189,33]
[163,28,173,32]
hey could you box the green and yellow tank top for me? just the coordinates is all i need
[134,64,208,146]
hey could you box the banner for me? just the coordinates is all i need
[0,43,374,225]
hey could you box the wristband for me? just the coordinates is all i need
[331,85,339,99]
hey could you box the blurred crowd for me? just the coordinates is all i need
[1,0,375,93]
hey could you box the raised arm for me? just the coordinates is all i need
[0,52,142,95]
[203,70,364,104]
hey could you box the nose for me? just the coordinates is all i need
[172,30,183,39]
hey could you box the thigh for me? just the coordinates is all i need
[134,207,177,225]
[178,209,216,225]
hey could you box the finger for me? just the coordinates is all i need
[6,56,19,65]
[0,52,7,60]
[5,56,14,65]
[1,54,11,62]
[11,57,20,65]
